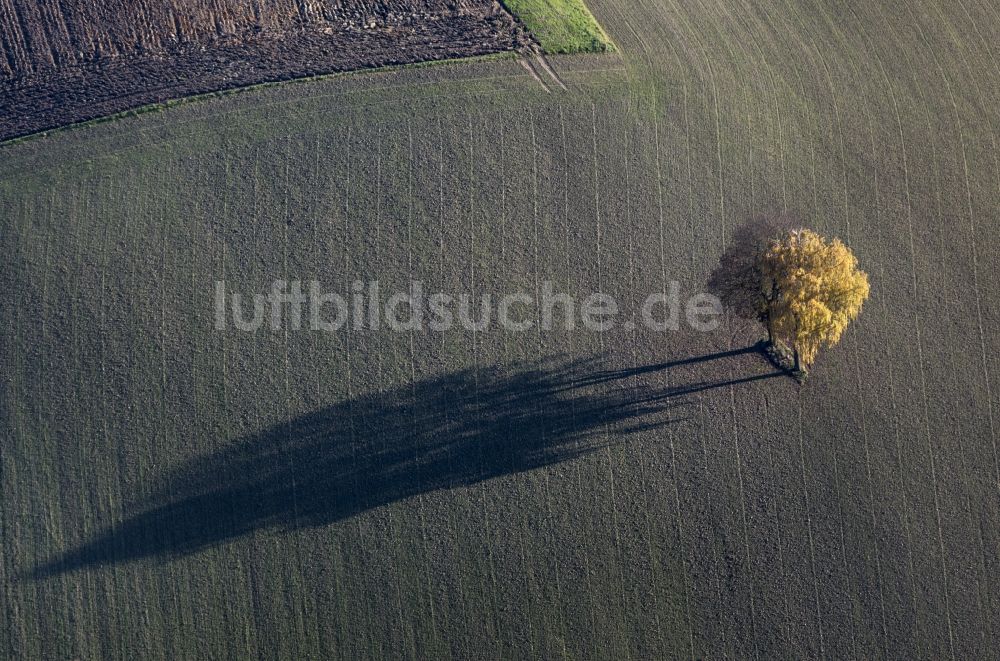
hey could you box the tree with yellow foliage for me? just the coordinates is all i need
[710,223,870,373]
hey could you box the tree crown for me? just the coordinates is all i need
[762,228,870,367]
[710,223,870,369]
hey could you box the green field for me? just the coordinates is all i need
[503,0,614,52]
[3,0,1000,659]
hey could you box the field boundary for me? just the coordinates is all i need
[0,53,520,150]
[0,55,629,179]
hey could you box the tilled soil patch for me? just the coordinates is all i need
[0,0,532,141]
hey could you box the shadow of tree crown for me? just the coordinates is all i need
[33,347,782,577]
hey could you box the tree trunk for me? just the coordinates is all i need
[793,346,801,372]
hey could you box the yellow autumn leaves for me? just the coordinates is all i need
[761,229,870,369]
[710,222,870,372]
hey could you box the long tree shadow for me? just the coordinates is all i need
[33,348,785,577]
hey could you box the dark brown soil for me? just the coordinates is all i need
[0,0,532,141]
